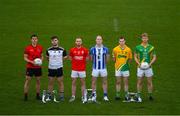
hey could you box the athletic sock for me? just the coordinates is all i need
[104,93,108,97]
[92,91,96,97]
[59,92,64,98]
[148,92,153,97]
[116,91,120,97]
[36,93,41,100]
[24,93,28,101]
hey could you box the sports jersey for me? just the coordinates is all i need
[46,46,67,69]
[69,46,89,71]
[135,44,156,63]
[24,44,43,68]
[112,45,132,71]
[90,45,109,70]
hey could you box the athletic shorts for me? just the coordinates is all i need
[71,70,86,78]
[115,70,130,78]
[48,68,63,77]
[26,68,42,77]
[92,69,108,77]
[137,68,153,78]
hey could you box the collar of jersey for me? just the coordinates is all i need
[95,44,104,48]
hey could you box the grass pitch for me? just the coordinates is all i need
[0,0,179,115]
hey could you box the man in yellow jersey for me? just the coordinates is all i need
[134,33,156,102]
[112,37,132,101]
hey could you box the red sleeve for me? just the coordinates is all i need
[69,48,73,57]
[24,46,29,54]
[39,45,43,54]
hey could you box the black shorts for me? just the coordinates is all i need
[48,68,63,77]
[26,68,42,77]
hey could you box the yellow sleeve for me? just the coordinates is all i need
[112,48,116,58]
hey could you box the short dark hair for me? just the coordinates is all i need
[51,36,59,40]
[119,36,125,40]
[31,34,38,39]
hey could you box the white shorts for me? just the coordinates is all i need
[115,70,130,77]
[92,69,108,77]
[137,68,153,78]
[71,70,86,78]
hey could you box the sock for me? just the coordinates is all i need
[24,93,28,100]
[92,91,96,97]
[116,91,120,97]
[148,92,153,97]
[104,93,108,97]
[59,92,64,98]
[36,93,40,99]
[36,93,40,97]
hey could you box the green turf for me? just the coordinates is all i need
[0,0,179,115]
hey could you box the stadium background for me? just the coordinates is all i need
[0,0,179,115]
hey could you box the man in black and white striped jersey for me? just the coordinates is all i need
[46,36,67,101]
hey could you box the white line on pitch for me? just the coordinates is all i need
[113,18,119,32]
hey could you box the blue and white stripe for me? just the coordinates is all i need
[90,45,109,70]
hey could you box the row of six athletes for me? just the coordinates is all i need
[23,33,156,103]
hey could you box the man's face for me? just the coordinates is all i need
[142,36,148,43]
[75,38,82,46]
[51,38,59,46]
[96,36,103,45]
[31,37,38,45]
[119,38,125,46]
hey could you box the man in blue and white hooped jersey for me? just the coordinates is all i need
[90,35,110,102]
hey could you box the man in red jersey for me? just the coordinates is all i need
[69,37,89,103]
[24,34,43,101]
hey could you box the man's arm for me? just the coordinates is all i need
[134,52,140,66]
[128,58,132,64]
[41,53,44,61]
[63,50,68,60]
[149,55,156,67]
[86,50,89,61]
[106,54,110,63]
[128,49,133,64]
[24,54,35,65]
[112,49,116,62]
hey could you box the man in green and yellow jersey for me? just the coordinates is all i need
[134,33,157,102]
[112,37,132,101]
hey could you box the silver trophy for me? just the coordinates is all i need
[42,90,59,103]
[123,92,138,102]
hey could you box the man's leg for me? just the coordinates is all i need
[69,78,77,102]
[57,76,64,100]
[72,78,77,97]
[115,77,121,100]
[123,77,129,99]
[24,76,31,101]
[147,77,153,100]
[80,78,87,102]
[137,77,144,98]
[102,77,109,101]
[48,77,55,99]
[91,77,97,101]
[35,76,41,100]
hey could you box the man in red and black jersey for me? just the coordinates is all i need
[24,34,43,101]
